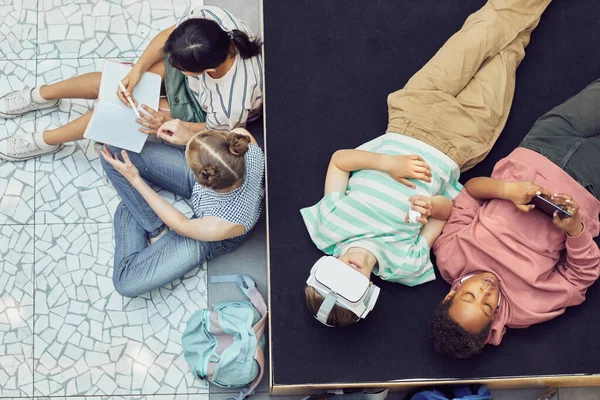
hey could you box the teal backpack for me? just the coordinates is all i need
[182,275,267,399]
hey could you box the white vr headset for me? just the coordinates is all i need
[306,256,380,327]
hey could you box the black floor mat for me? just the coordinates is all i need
[264,0,600,385]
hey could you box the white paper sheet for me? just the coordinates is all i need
[84,60,162,153]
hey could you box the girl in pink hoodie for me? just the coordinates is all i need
[428,79,600,359]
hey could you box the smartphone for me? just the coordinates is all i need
[530,195,572,218]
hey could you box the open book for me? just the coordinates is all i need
[84,60,162,153]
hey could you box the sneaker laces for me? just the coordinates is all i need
[5,89,33,113]
[6,133,39,156]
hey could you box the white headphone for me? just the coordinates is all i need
[459,274,501,307]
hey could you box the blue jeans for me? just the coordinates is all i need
[101,142,246,297]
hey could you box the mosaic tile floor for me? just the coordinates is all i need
[0,0,257,398]
[1,0,599,399]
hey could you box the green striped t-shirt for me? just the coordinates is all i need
[300,133,463,286]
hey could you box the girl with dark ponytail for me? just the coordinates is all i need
[0,6,263,162]
[100,119,265,297]
[160,6,264,132]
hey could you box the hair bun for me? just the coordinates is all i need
[227,133,250,157]
[200,164,218,179]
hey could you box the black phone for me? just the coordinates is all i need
[530,195,572,218]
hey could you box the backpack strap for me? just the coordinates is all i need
[210,275,268,399]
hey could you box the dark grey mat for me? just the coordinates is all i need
[264,0,600,385]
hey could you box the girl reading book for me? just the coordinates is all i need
[0,6,262,161]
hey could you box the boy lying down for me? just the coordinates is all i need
[301,135,458,327]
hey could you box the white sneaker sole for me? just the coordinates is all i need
[0,143,64,162]
[0,98,61,119]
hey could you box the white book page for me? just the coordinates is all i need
[85,101,149,153]
[84,60,162,153]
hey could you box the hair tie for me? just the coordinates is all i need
[227,30,235,41]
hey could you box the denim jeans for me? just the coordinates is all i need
[101,141,246,297]
[520,79,600,200]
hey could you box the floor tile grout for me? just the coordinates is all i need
[33,0,39,391]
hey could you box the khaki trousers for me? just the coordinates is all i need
[387,0,551,171]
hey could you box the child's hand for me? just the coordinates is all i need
[157,119,195,146]
[118,68,141,107]
[100,146,140,183]
[382,155,432,188]
[551,193,584,236]
[506,181,551,212]
[405,195,432,224]
[136,105,171,134]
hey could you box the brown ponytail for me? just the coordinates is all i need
[227,133,250,156]
[186,130,249,191]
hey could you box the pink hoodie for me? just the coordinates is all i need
[433,148,600,345]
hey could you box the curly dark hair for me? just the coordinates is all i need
[429,299,492,359]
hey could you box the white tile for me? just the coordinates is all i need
[0,60,37,225]
[560,387,600,400]
[35,59,120,225]
[490,388,553,400]
[37,0,180,59]
[0,225,34,397]
[173,0,197,20]
[0,0,37,59]
[31,395,209,399]
[33,223,209,396]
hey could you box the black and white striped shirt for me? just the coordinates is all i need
[178,6,263,131]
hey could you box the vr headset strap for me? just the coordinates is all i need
[316,293,337,325]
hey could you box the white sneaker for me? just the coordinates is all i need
[0,132,63,161]
[0,88,60,118]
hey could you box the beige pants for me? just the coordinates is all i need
[387,0,551,171]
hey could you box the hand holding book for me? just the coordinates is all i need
[137,105,172,135]
[117,67,141,108]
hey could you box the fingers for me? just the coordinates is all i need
[413,166,432,177]
[399,178,416,189]
[138,127,156,135]
[413,173,431,183]
[412,205,429,216]
[409,196,432,219]
[517,204,535,213]
[138,110,154,122]
[136,111,159,134]
[136,118,154,129]
[552,193,580,213]
[526,188,541,200]
[117,86,129,107]
[537,187,552,199]
[121,150,131,164]
[100,145,124,166]
[410,155,425,162]
[552,210,566,222]
[142,104,158,116]
[410,197,431,208]
[158,119,178,134]
[100,145,113,162]
[552,193,574,203]
[158,131,175,143]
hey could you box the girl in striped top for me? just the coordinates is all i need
[0,6,262,161]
